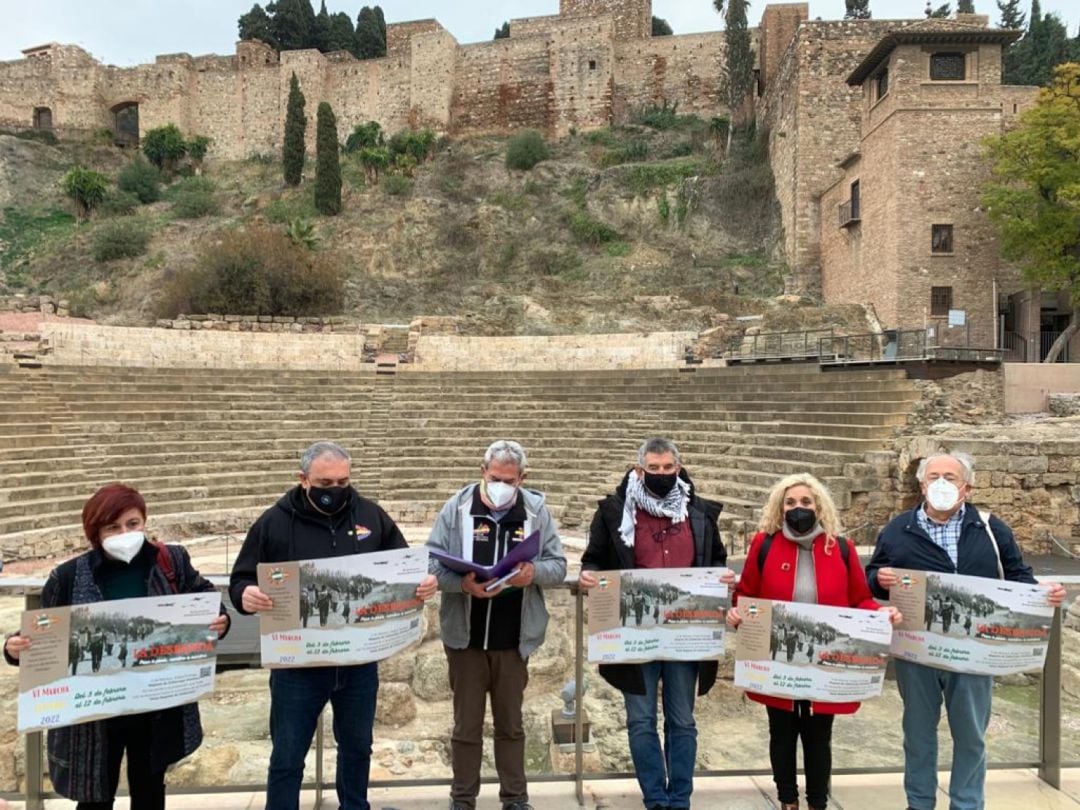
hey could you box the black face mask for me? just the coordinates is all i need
[307,485,350,514]
[643,472,678,498]
[784,507,817,535]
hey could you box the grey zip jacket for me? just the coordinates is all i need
[427,484,567,658]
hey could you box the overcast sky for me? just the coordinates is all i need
[1,0,1075,66]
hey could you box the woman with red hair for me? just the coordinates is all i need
[4,483,229,809]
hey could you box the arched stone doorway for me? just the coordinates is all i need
[111,102,139,147]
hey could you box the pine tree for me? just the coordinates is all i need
[312,0,331,51]
[844,0,872,20]
[268,0,314,51]
[326,12,356,53]
[314,102,342,216]
[652,16,674,36]
[997,0,1027,28]
[929,3,952,19]
[494,22,510,40]
[355,6,387,59]
[283,72,306,187]
[238,4,278,48]
[957,0,975,12]
[721,0,754,150]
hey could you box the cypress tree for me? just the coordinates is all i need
[356,6,387,59]
[314,102,342,216]
[283,72,306,187]
[721,0,754,149]
[312,0,331,51]
[326,12,356,52]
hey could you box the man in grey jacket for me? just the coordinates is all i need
[427,440,567,810]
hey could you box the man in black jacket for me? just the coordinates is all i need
[865,451,1065,810]
[230,441,437,810]
[578,437,731,810]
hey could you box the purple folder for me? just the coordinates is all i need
[429,530,541,581]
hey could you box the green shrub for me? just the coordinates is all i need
[633,101,704,131]
[584,129,617,148]
[381,174,412,196]
[0,128,58,145]
[528,248,582,276]
[168,176,219,219]
[117,157,162,204]
[605,241,632,257]
[264,194,319,224]
[388,128,436,163]
[92,219,151,261]
[100,189,141,217]
[600,139,649,167]
[158,227,345,317]
[142,124,187,172]
[657,191,671,223]
[505,129,549,170]
[663,141,696,159]
[285,218,319,250]
[344,121,383,153]
[567,211,620,246]
[61,167,109,219]
[617,159,709,195]
[187,135,211,163]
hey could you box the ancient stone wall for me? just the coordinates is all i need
[410,332,696,371]
[38,322,370,370]
[0,1,728,154]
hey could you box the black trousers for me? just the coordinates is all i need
[766,702,835,809]
[76,712,166,810]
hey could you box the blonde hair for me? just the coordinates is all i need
[757,473,844,554]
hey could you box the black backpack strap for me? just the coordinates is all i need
[759,532,850,571]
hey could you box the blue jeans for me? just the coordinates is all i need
[894,659,993,810]
[266,664,378,810]
[622,661,699,809]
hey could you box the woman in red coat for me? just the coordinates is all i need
[727,474,901,810]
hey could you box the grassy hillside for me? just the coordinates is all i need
[0,116,793,334]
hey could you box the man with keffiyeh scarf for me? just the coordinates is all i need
[579,437,731,810]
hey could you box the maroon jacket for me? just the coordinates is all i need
[734,530,880,715]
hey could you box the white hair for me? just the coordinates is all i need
[916,452,975,485]
[638,437,681,466]
[300,441,351,474]
[483,440,527,472]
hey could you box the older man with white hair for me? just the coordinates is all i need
[866,451,1066,810]
[427,440,566,810]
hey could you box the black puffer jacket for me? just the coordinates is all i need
[229,486,406,612]
[581,468,726,696]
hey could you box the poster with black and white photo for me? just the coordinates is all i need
[257,547,429,668]
[587,568,729,663]
[888,569,1053,675]
[733,598,891,702]
[17,591,221,733]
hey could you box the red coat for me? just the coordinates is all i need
[734,530,881,715]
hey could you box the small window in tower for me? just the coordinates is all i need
[588,59,597,71]
[930,52,966,81]
[931,224,954,254]
[874,68,888,101]
[930,286,953,316]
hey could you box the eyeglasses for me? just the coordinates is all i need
[651,525,682,543]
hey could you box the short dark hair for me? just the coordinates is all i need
[81,483,147,547]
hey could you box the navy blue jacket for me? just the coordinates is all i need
[865,503,1035,600]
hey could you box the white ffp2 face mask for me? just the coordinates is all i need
[102,530,146,563]
[484,481,517,509]
[926,479,962,511]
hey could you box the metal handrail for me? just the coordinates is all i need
[1,574,1076,807]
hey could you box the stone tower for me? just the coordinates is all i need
[559,0,651,40]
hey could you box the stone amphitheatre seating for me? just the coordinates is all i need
[0,363,920,560]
